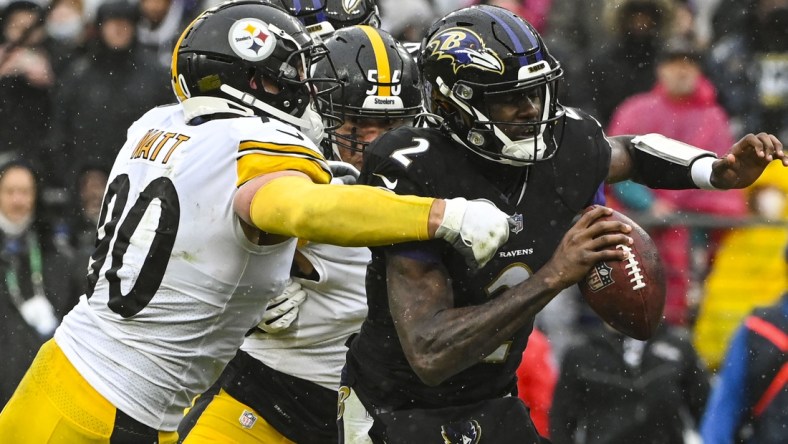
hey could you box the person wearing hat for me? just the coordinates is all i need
[0,159,76,408]
[49,0,170,188]
[605,37,748,327]
[0,0,56,185]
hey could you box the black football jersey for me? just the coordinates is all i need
[346,107,612,410]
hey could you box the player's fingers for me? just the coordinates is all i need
[585,220,632,240]
[765,133,787,164]
[576,205,613,229]
[757,132,776,161]
[263,309,298,332]
[588,233,633,254]
[588,243,631,263]
[742,133,766,158]
[284,280,302,293]
[263,291,306,319]
[289,289,307,305]
[267,292,289,306]
[262,302,293,320]
[274,309,298,326]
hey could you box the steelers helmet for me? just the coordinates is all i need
[171,0,340,136]
[311,25,422,153]
[267,0,380,36]
[420,5,565,166]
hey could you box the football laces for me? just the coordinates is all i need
[618,244,646,290]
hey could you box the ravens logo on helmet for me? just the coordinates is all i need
[420,5,565,166]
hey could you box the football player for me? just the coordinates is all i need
[0,2,511,442]
[177,25,422,444]
[338,5,786,444]
[267,0,381,37]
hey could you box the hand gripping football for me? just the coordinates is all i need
[578,208,666,340]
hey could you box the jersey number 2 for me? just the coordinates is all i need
[86,174,180,318]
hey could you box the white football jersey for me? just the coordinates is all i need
[241,241,370,390]
[55,102,330,430]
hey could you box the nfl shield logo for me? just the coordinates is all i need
[509,213,524,234]
[586,263,614,291]
[239,410,257,429]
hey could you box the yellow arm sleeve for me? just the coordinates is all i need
[250,176,434,246]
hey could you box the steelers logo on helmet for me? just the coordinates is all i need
[228,18,277,62]
[426,27,503,74]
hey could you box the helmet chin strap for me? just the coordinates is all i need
[220,84,325,144]
[493,121,547,164]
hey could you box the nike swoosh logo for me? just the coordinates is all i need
[276,128,305,140]
[373,173,398,189]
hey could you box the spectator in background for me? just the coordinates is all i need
[136,0,193,68]
[606,38,747,326]
[0,159,76,408]
[49,0,170,188]
[67,163,107,297]
[517,328,557,438]
[582,0,678,127]
[708,0,750,45]
[550,322,710,444]
[45,0,89,76]
[541,0,609,107]
[0,1,55,186]
[378,0,435,43]
[707,0,788,142]
[670,0,700,45]
[693,161,788,371]
[700,279,787,444]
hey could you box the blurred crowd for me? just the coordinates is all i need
[0,0,786,441]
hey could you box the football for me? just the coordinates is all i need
[578,208,666,340]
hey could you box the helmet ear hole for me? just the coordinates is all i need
[247,68,258,90]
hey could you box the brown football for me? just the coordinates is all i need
[578,208,666,340]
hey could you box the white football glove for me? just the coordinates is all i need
[328,160,360,185]
[258,279,307,333]
[435,198,511,269]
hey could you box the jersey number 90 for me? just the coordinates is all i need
[86,174,180,318]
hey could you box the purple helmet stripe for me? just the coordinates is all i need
[311,0,327,24]
[477,7,542,62]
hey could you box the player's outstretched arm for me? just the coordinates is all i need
[390,206,632,386]
[233,172,510,268]
[606,132,785,190]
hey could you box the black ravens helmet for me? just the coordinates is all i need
[266,0,380,37]
[420,5,565,166]
[171,0,340,140]
[311,25,422,154]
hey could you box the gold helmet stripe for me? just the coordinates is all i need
[171,14,204,102]
[359,25,390,97]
